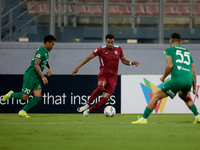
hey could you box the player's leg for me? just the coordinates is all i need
[132,89,168,124]
[19,76,42,117]
[178,92,200,124]
[77,79,106,113]
[2,74,27,101]
[21,89,42,113]
[89,92,110,111]
[83,75,116,117]
[83,92,110,117]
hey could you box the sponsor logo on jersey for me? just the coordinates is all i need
[177,66,190,71]
[36,54,41,58]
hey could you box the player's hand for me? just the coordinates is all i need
[193,90,199,99]
[160,76,165,82]
[46,68,51,77]
[72,68,78,75]
[132,61,140,67]
[42,76,48,85]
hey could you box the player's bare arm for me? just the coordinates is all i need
[34,59,48,85]
[72,53,96,75]
[192,64,199,98]
[160,56,173,82]
[46,61,51,77]
[120,57,140,67]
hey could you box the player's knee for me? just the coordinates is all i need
[22,95,29,100]
[96,85,104,92]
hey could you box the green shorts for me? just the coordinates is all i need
[161,78,193,99]
[22,72,42,95]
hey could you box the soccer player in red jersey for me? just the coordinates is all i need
[72,34,140,117]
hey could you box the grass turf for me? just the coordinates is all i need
[0,113,199,150]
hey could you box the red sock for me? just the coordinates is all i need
[89,97,108,111]
[87,85,104,105]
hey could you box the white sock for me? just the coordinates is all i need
[195,114,199,119]
[141,117,146,120]
[21,110,26,113]
[84,104,89,109]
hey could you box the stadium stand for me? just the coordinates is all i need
[193,6,200,16]
[136,0,150,2]
[108,6,120,15]
[76,5,90,15]
[27,1,43,14]
[42,3,58,14]
[175,6,190,16]
[134,6,149,15]
[86,5,102,15]
[165,0,179,2]
[115,5,131,15]
[146,5,159,15]
[151,0,159,2]
[61,4,73,14]
[180,0,190,2]
[164,6,179,16]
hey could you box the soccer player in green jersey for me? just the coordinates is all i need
[132,33,200,124]
[2,35,56,117]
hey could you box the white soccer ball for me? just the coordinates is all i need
[104,106,116,117]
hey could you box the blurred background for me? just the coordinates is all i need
[1,0,200,44]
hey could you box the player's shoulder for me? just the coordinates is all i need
[36,45,45,52]
[113,45,123,51]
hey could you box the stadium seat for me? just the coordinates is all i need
[136,0,150,2]
[61,4,73,14]
[27,1,44,14]
[151,0,159,2]
[42,3,58,13]
[175,6,189,16]
[76,5,90,15]
[180,0,189,2]
[145,6,159,15]
[194,0,200,2]
[108,6,120,15]
[193,6,200,16]
[164,6,178,16]
[134,6,149,15]
[165,0,179,2]
[86,5,102,15]
[115,5,131,15]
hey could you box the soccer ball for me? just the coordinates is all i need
[104,106,116,117]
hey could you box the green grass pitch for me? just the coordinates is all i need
[0,113,199,150]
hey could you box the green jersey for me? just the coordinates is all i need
[164,45,194,81]
[25,45,50,78]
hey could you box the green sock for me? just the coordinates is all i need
[22,96,41,112]
[11,92,22,99]
[142,107,153,119]
[189,104,199,116]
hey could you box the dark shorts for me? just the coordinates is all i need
[161,78,193,99]
[22,72,42,95]
[97,74,117,95]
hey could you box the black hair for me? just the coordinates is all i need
[106,34,114,40]
[170,33,181,43]
[44,35,56,44]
